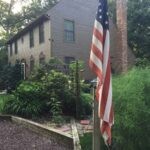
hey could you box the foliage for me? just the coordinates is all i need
[80,133,92,150]
[108,0,116,23]
[108,0,150,63]
[3,81,45,118]
[80,93,92,116]
[0,94,11,112]
[135,57,150,67]
[128,0,150,60]
[29,57,65,81]
[112,67,150,150]
[49,93,64,124]
[0,61,22,90]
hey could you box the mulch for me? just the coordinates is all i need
[0,120,72,150]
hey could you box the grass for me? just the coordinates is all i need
[0,94,11,113]
[80,133,92,150]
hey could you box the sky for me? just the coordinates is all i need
[2,0,31,13]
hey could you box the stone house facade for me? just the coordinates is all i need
[7,0,135,80]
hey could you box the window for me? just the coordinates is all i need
[14,41,18,54]
[10,44,13,56]
[39,52,45,65]
[29,30,34,47]
[64,20,75,42]
[39,23,44,43]
[64,56,75,64]
[39,57,45,65]
[30,56,35,72]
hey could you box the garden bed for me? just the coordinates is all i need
[0,115,73,150]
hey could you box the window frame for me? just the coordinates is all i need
[64,19,75,42]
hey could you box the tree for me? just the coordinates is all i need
[108,0,150,61]
[127,0,150,60]
[21,0,58,25]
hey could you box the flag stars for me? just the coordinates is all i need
[99,15,102,19]
[106,12,109,16]
[105,21,108,25]
[99,9,102,12]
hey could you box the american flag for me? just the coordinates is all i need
[89,0,114,146]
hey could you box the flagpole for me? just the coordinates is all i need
[92,80,101,150]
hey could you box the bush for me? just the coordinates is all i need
[3,70,78,118]
[112,67,150,150]
[3,81,45,118]
[81,93,92,116]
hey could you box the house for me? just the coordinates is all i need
[7,0,135,80]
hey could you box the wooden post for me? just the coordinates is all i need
[92,86,101,150]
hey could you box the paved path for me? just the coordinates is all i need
[41,119,93,137]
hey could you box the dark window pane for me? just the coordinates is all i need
[14,41,18,54]
[64,56,75,64]
[39,23,44,43]
[64,20,75,42]
[30,60,34,72]
[39,57,45,65]
[30,29,34,47]
[10,44,12,56]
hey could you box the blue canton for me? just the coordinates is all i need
[96,0,109,30]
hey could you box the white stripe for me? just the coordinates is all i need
[90,51,103,72]
[103,30,110,79]
[103,76,112,122]
[102,131,109,146]
[94,20,103,36]
[92,35,103,53]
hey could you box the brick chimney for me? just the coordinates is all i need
[116,0,128,73]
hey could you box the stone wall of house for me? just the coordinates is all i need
[8,20,51,76]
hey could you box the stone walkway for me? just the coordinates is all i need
[41,119,93,137]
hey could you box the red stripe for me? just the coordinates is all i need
[91,43,103,61]
[93,28,103,43]
[89,60,103,82]
[100,57,111,119]
[100,121,112,145]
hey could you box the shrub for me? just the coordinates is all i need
[81,93,92,116]
[3,81,45,118]
[112,67,150,150]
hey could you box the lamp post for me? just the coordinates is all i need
[75,60,81,119]
[91,79,101,150]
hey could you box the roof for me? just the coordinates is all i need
[7,14,50,44]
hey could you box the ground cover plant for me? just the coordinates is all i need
[112,67,150,150]
[80,67,150,150]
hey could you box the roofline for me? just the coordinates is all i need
[7,14,50,44]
